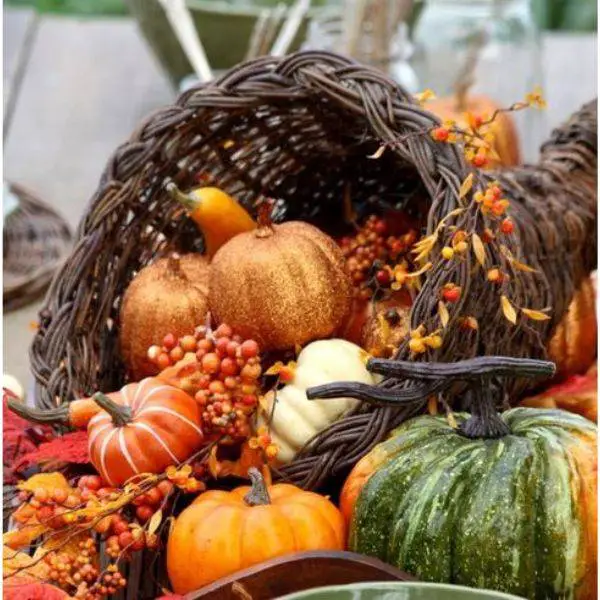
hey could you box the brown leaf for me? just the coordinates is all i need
[459,173,474,199]
[438,301,449,328]
[427,397,438,415]
[512,259,538,273]
[521,308,551,321]
[501,295,518,325]
[472,233,486,267]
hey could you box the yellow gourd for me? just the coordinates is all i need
[167,183,256,257]
[258,339,375,463]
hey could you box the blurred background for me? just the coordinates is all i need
[3,0,598,392]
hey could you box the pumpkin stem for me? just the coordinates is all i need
[255,200,275,238]
[166,181,198,212]
[243,467,271,506]
[7,398,70,425]
[167,252,185,277]
[92,392,132,427]
[459,383,511,439]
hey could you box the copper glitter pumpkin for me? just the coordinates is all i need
[119,254,209,380]
[208,222,352,351]
[548,277,597,381]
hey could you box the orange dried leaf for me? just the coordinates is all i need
[512,259,538,273]
[427,397,438,415]
[17,472,71,494]
[501,295,518,325]
[438,301,449,328]
[459,173,474,199]
[472,233,486,267]
[521,308,551,321]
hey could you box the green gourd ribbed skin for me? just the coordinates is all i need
[349,408,597,600]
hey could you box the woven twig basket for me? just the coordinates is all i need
[3,183,72,312]
[30,52,596,492]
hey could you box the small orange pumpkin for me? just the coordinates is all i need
[428,94,520,168]
[166,468,345,593]
[548,277,597,381]
[521,365,597,423]
[88,378,204,486]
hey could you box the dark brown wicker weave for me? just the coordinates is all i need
[30,52,597,492]
[3,183,72,312]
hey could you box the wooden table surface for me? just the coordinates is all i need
[2,7,598,390]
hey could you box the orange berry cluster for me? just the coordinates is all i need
[474,183,511,219]
[408,325,442,354]
[148,324,262,440]
[43,536,127,600]
[339,215,418,299]
[166,464,206,493]
[73,564,128,600]
[248,426,278,459]
[15,481,87,530]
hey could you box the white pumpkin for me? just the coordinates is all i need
[258,339,375,463]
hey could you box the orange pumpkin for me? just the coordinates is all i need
[428,94,520,168]
[548,277,597,381]
[166,468,345,593]
[521,365,597,422]
[88,378,204,486]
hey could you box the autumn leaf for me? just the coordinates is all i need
[367,145,386,159]
[438,301,450,328]
[414,89,436,104]
[512,259,538,273]
[4,545,49,579]
[522,308,551,321]
[459,173,474,199]
[427,397,438,415]
[472,233,486,267]
[148,509,163,536]
[501,295,518,325]
[17,472,71,494]
[412,233,438,262]
[446,412,458,429]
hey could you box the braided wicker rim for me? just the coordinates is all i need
[30,52,597,491]
[4,183,72,312]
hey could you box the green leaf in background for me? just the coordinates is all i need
[5,0,598,31]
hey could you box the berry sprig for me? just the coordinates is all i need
[339,215,419,300]
[148,323,262,440]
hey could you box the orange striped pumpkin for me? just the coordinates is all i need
[88,378,204,486]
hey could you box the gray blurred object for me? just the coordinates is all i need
[126,0,337,87]
[3,182,71,312]
[303,0,419,91]
[411,0,546,162]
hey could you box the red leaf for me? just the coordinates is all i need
[3,578,69,600]
[16,431,90,471]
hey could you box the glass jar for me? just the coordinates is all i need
[411,0,545,162]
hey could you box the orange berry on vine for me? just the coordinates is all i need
[442,285,461,303]
[241,339,259,359]
[487,268,503,283]
[157,353,171,371]
[432,127,450,142]
[201,353,220,374]
[163,333,177,350]
[409,338,426,354]
[472,153,488,168]
[500,218,514,234]
[375,269,391,286]
[136,505,154,523]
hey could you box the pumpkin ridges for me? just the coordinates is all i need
[349,408,597,599]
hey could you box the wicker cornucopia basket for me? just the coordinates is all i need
[30,52,596,493]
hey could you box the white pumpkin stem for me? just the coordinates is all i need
[244,467,271,506]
